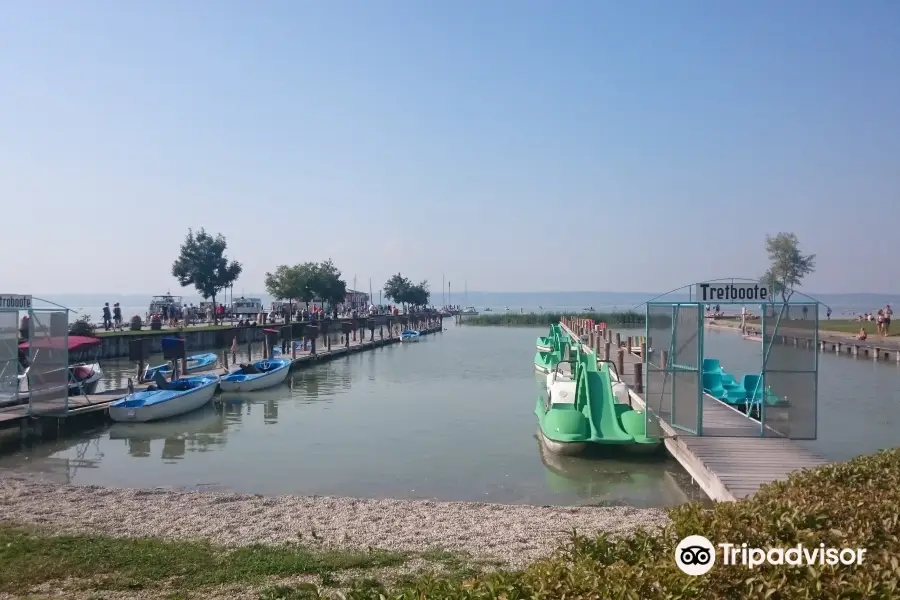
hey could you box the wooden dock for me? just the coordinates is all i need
[712,319,900,363]
[0,324,443,434]
[559,320,829,502]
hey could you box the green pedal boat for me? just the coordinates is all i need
[534,328,658,455]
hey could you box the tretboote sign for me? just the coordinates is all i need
[694,283,770,303]
[0,294,33,310]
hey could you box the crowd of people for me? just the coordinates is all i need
[856,304,892,339]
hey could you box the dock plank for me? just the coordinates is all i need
[560,321,829,501]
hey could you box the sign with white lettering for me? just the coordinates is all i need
[694,283,769,304]
[0,295,32,310]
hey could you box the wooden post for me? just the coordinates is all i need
[875,347,881,360]
[137,360,145,383]
[222,349,229,369]
[615,333,621,347]
[263,336,269,359]
[247,336,252,362]
[589,331,595,349]
[603,341,611,361]
[616,348,625,378]
[634,362,643,393]
[640,341,647,361]
[661,350,669,370]
[627,336,633,351]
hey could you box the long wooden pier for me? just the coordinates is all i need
[0,322,443,440]
[559,320,829,502]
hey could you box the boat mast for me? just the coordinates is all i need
[442,273,445,306]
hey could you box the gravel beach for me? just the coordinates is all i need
[0,477,669,568]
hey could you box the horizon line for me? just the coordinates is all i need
[31,290,900,297]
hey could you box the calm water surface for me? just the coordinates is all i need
[0,323,896,505]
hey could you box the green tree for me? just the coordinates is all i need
[294,262,320,310]
[264,264,307,322]
[383,273,412,310]
[760,232,816,303]
[171,229,242,324]
[407,280,430,308]
[312,258,348,308]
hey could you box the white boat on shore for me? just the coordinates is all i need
[109,374,219,423]
[219,358,292,392]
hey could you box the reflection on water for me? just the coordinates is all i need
[1,324,894,505]
[109,406,228,460]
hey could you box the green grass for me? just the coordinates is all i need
[743,318,900,337]
[462,311,645,327]
[0,525,406,595]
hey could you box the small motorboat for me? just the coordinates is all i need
[143,352,218,381]
[109,374,220,423]
[272,341,306,356]
[461,306,478,316]
[399,329,420,342]
[219,358,292,392]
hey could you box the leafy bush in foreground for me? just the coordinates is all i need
[345,449,900,599]
[463,311,645,327]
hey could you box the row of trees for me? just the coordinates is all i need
[169,228,434,324]
[170,228,817,325]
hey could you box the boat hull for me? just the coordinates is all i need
[538,429,589,456]
[219,363,291,392]
[399,330,420,343]
[143,353,219,381]
[109,378,218,423]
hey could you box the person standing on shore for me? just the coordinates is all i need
[102,303,112,331]
[113,303,122,330]
[884,305,892,335]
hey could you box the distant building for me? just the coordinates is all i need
[345,289,370,309]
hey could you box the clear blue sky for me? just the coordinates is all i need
[3,0,898,295]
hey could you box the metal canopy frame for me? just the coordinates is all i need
[0,296,73,416]
[640,279,820,440]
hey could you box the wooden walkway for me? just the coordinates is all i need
[0,325,442,428]
[560,322,829,501]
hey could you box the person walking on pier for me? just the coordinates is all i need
[102,303,112,331]
[884,305,893,335]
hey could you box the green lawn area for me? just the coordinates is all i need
[797,319,900,337]
[0,524,425,598]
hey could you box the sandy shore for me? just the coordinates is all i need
[0,477,669,568]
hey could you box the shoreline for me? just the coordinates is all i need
[0,477,669,570]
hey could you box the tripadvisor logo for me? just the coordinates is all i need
[675,535,867,576]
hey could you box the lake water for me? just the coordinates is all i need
[0,322,896,506]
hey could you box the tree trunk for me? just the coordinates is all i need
[212,294,218,325]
